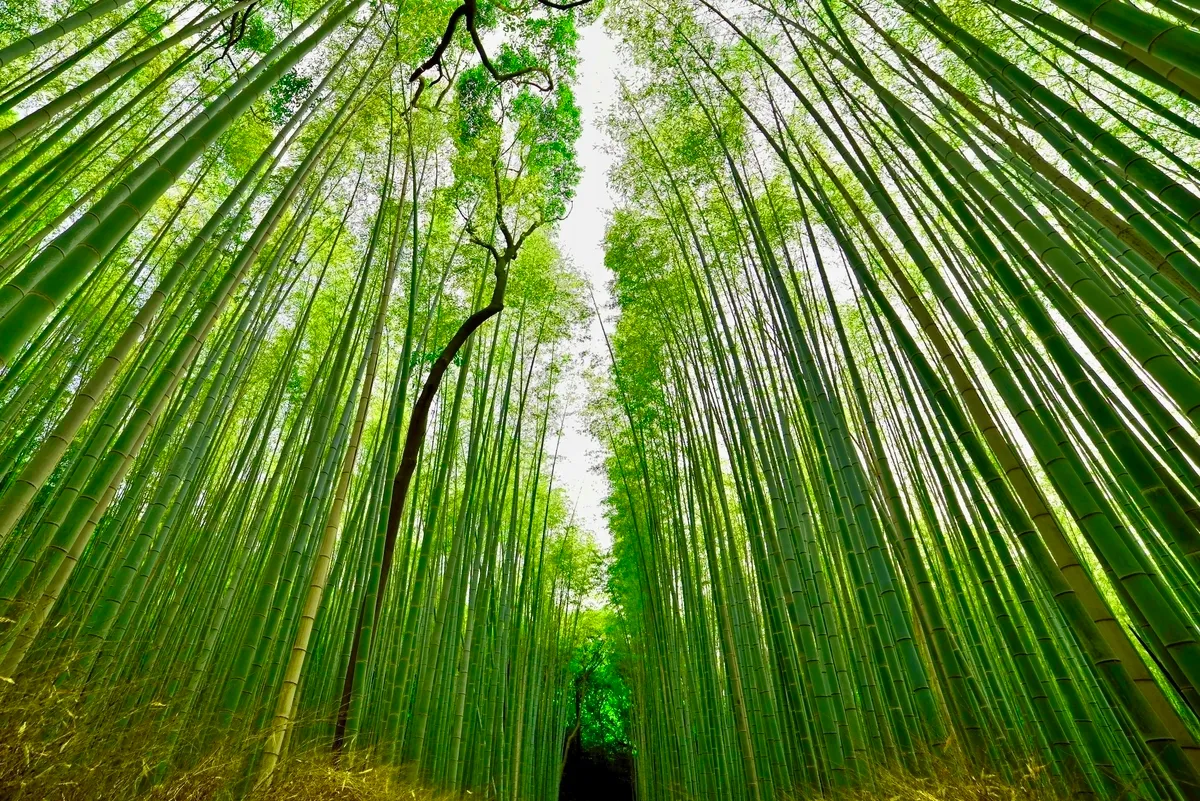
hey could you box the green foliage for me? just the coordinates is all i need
[454,65,502,144]
[218,110,274,177]
[136,7,168,37]
[567,610,633,755]
[237,11,277,54]
[514,84,582,219]
[451,65,581,241]
[268,70,313,125]
[0,1,45,39]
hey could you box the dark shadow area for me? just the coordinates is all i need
[558,610,633,799]
[558,737,633,801]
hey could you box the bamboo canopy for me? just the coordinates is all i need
[0,0,1199,797]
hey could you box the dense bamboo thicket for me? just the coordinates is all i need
[2,0,1200,797]
[596,1,1200,800]
[0,0,603,797]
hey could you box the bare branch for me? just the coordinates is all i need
[468,230,504,264]
[514,216,545,251]
[408,0,566,98]
[409,3,468,83]
[535,0,593,9]
[464,7,554,91]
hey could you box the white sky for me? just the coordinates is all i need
[552,22,621,551]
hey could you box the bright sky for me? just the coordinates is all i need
[551,22,621,551]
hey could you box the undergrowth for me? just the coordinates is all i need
[797,761,1068,801]
[0,671,452,801]
[0,671,1106,800]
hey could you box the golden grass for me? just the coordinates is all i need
[798,764,1064,801]
[245,761,457,801]
[0,672,1129,801]
[784,748,1155,801]
[0,672,455,801]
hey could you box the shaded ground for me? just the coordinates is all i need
[558,737,633,801]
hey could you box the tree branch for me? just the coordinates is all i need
[409,0,557,95]
[464,6,554,91]
[535,0,593,9]
[409,3,468,83]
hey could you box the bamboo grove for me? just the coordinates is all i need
[0,0,607,796]
[3,0,1200,796]
[595,0,1200,799]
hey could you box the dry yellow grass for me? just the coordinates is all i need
[784,751,1132,801]
[0,673,1100,801]
[244,761,458,801]
[799,768,1060,801]
[0,673,452,801]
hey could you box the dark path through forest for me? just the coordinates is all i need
[559,740,634,801]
